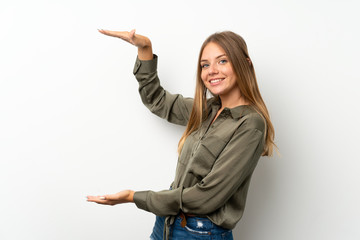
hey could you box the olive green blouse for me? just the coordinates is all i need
[132,55,265,239]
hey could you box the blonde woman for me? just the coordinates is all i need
[87,29,275,240]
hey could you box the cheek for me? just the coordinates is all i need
[225,66,235,78]
[200,71,207,83]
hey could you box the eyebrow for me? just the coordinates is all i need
[200,54,227,62]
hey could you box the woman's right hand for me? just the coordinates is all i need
[98,29,153,60]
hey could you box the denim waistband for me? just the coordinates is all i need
[174,214,231,236]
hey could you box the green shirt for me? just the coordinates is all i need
[132,55,265,239]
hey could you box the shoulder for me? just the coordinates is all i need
[241,107,266,133]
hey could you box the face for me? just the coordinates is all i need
[200,42,240,99]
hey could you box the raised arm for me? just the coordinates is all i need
[98,28,193,125]
[133,55,193,126]
[87,29,193,207]
[98,29,153,60]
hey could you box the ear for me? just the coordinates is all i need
[246,58,252,65]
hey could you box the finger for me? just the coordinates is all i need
[98,29,109,35]
[98,29,123,38]
[98,29,118,37]
[86,195,106,202]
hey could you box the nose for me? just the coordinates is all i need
[208,63,218,75]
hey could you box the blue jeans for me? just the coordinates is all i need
[150,215,233,240]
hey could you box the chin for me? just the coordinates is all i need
[208,89,224,96]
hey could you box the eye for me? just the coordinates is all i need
[201,63,209,68]
[219,59,228,64]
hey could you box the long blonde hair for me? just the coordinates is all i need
[178,31,276,156]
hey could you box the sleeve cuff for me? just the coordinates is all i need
[133,191,149,211]
[133,54,158,75]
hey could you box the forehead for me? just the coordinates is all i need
[201,42,226,60]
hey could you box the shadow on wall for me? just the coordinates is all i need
[233,157,278,239]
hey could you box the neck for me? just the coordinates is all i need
[219,93,248,110]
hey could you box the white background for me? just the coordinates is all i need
[1,0,359,239]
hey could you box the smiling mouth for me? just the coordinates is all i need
[209,78,224,84]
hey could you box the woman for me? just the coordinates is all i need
[87,29,275,240]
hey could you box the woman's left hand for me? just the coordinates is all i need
[87,190,135,205]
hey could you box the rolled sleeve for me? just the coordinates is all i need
[134,188,184,216]
[133,191,149,212]
[133,55,158,78]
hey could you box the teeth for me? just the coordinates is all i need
[210,79,223,83]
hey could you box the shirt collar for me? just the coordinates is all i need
[209,97,253,119]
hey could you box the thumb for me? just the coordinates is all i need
[129,29,136,39]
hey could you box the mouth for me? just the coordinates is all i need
[209,78,225,85]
